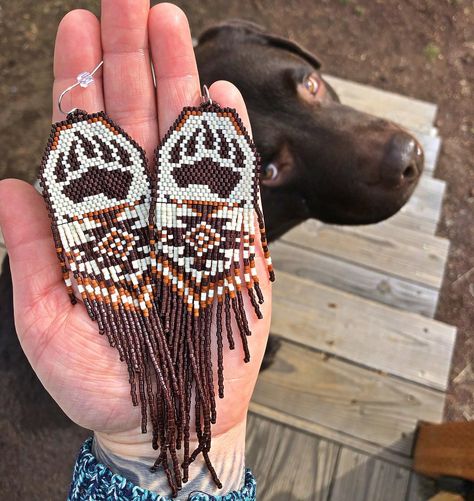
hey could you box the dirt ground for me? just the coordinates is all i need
[0,0,473,498]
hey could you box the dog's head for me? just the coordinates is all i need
[196,21,424,240]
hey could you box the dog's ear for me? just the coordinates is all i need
[197,20,322,71]
[198,19,267,45]
[261,144,296,188]
[259,34,321,70]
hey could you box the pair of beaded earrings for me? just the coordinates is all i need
[39,63,273,496]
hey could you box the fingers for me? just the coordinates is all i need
[149,3,201,138]
[101,0,157,158]
[0,180,68,315]
[53,10,104,123]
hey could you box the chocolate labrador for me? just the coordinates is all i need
[196,20,424,240]
[0,21,424,415]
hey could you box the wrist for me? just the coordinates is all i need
[93,419,247,498]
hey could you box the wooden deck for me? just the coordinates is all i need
[246,76,457,500]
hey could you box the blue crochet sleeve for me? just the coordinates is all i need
[68,438,257,501]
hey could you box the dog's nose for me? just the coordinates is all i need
[380,132,423,188]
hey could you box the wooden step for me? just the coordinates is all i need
[279,221,448,290]
[330,448,411,501]
[384,211,439,235]
[250,402,413,468]
[403,176,446,223]
[419,134,441,176]
[246,412,436,501]
[274,220,449,316]
[251,339,445,457]
[324,75,438,136]
[246,413,340,501]
[377,175,446,235]
[270,271,455,390]
[342,220,449,256]
[272,240,439,317]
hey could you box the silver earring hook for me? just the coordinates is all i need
[58,60,104,115]
[201,84,212,106]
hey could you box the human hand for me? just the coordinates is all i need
[0,1,271,496]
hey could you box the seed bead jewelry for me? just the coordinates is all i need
[151,89,274,486]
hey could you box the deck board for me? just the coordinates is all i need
[246,413,340,501]
[249,402,413,468]
[280,222,447,289]
[403,176,446,223]
[385,210,439,234]
[270,271,456,390]
[329,448,410,501]
[418,134,441,175]
[401,181,446,231]
[271,240,439,316]
[252,340,445,457]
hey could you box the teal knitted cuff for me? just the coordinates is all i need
[68,438,257,500]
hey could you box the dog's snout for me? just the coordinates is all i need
[380,131,423,188]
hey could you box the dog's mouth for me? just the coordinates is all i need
[63,166,133,203]
[172,160,241,198]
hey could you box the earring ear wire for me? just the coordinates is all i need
[201,84,212,106]
[57,60,104,115]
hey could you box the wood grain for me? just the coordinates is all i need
[280,222,447,289]
[347,220,449,255]
[270,271,456,390]
[271,240,439,317]
[252,340,445,456]
[384,211,439,235]
[249,402,413,468]
[329,448,410,501]
[246,413,340,501]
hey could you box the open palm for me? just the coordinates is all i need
[0,0,271,459]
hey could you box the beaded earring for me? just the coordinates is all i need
[151,87,274,485]
[39,65,184,494]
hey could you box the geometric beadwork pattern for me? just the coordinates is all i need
[152,102,274,488]
[39,110,183,496]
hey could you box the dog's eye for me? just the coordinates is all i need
[263,163,278,181]
[303,75,320,96]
